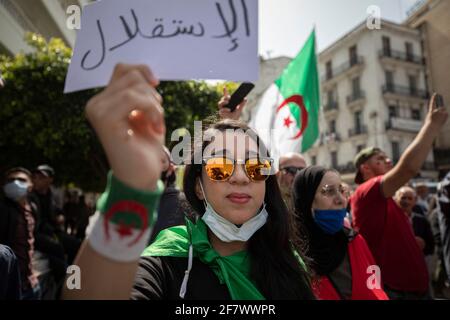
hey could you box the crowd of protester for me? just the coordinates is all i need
[1,64,449,301]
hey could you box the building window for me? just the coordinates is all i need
[352,77,361,97]
[392,141,400,163]
[329,120,336,134]
[327,90,334,106]
[385,71,394,91]
[382,36,391,56]
[411,109,421,120]
[405,42,414,62]
[409,75,418,95]
[311,156,317,166]
[326,61,333,80]
[388,105,398,118]
[349,45,358,66]
[331,151,338,169]
[354,111,362,132]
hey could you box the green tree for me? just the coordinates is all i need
[0,33,221,191]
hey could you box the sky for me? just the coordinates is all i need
[259,0,421,58]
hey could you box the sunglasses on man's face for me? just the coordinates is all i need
[280,166,304,176]
[202,156,273,182]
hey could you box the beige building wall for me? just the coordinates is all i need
[304,19,435,184]
[0,0,90,55]
[247,19,437,183]
[406,0,450,173]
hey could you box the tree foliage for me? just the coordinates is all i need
[0,33,222,191]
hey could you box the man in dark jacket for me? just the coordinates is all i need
[0,244,21,299]
[0,167,40,299]
[31,165,81,265]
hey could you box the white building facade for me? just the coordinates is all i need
[246,20,438,184]
[0,0,90,55]
[303,20,437,184]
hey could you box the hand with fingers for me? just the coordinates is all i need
[425,93,448,130]
[218,87,247,121]
[85,63,166,192]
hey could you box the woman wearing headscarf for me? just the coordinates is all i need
[292,166,388,300]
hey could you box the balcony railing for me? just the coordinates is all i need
[320,132,341,145]
[379,49,424,65]
[382,85,429,99]
[321,56,364,82]
[348,125,368,137]
[385,117,423,133]
[336,162,355,174]
[323,101,339,112]
[347,90,366,104]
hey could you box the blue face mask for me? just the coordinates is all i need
[313,208,347,234]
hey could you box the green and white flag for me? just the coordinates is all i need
[250,30,320,162]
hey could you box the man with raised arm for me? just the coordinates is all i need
[350,94,448,299]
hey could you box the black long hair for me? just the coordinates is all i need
[183,119,315,300]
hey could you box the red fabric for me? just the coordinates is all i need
[350,176,429,293]
[313,234,389,300]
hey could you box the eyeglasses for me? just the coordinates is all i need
[280,166,304,176]
[202,156,273,182]
[320,184,346,198]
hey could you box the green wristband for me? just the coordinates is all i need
[97,171,164,227]
[88,171,164,262]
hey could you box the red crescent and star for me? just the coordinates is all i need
[276,94,309,140]
[103,200,149,247]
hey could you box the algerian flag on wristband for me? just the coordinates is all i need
[88,172,163,262]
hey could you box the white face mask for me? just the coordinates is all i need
[199,181,268,242]
[3,180,28,201]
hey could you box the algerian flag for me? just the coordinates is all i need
[250,30,320,163]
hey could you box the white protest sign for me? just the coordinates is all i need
[64,0,258,93]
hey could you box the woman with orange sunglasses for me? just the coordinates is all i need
[63,64,314,300]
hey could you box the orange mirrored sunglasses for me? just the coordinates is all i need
[202,157,273,182]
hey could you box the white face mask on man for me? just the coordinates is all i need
[3,179,29,201]
[198,181,268,242]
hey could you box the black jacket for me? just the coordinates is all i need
[0,196,38,247]
[411,212,435,256]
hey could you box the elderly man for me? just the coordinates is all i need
[277,153,307,190]
[275,152,307,213]
[394,186,435,256]
[415,182,431,215]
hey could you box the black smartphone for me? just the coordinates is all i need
[225,82,255,112]
[435,94,444,108]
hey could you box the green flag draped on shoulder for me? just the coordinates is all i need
[142,218,265,300]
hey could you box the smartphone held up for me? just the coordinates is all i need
[224,82,255,112]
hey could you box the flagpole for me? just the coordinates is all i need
[269,86,280,166]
